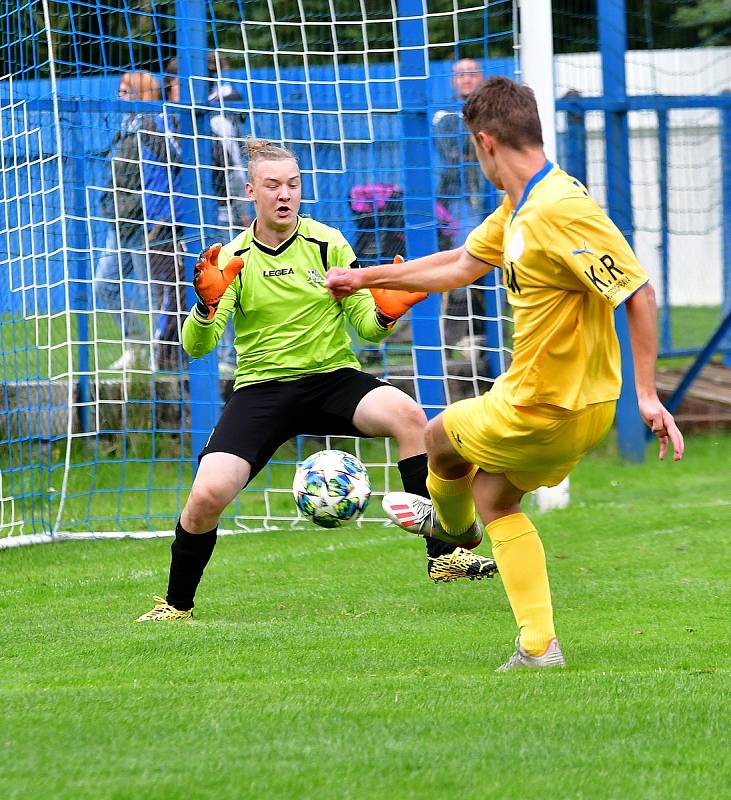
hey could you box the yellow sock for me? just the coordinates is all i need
[486,512,555,656]
[426,466,477,535]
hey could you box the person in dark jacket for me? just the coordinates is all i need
[165,54,251,372]
[433,59,488,352]
[95,71,184,370]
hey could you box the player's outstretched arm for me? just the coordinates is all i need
[625,282,685,461]
[326,246,489,301]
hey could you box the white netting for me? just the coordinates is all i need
[555,46,729,309]
[1,0,517,544]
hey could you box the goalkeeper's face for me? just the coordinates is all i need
[247,158,302,234]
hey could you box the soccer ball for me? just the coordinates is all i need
[292,449,371,529]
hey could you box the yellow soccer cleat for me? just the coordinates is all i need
[427,547,498,582]
[135,596,193,622]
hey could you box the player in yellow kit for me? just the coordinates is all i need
[326,76,684,670]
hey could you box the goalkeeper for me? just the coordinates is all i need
[137,139,497,622]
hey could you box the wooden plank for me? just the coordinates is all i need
[657,365,731,408]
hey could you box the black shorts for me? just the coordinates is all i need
[198,367,390,480]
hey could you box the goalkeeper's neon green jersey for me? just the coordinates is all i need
[182,216,391,390]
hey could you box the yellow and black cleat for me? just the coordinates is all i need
[427,548,498,582]
[136,596,193,622]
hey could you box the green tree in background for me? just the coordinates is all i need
[672,0,730,45]
[553,0,731,52]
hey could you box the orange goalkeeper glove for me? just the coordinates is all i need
[370,255,427,327]
[193,243,245,320]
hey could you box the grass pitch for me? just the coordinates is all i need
[1,433,730,800]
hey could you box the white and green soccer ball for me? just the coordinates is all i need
[292,449,371,529]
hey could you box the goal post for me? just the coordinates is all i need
[518,0,570,511]
[1,0,521,545]
[176,0,222,461]
[519,0,557,162]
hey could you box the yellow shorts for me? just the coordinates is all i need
[441,375,616,492]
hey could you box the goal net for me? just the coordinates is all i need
[0,0,517,545]
[553,6,731,357]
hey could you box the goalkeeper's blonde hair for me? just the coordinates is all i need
[246,138,298,181]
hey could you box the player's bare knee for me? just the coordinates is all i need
[377,396,426,444]
[424,415,471,476]
[472,471,524,525]
[398,400,427,436]
[480,505,523,528]
[186,482,229,522]
[424,417,446,454]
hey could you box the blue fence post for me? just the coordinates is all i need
[598,0,646,462]
[481,269,504,379]
[176,0,220,468]
[68,105,90,434]
[563,90,587,186]
[397,0,446,418]
[657,109,671,355]
[722,98,731,366]
[479,186,504,380]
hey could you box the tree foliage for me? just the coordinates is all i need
[672,0,731,45]
[552,0,730,52]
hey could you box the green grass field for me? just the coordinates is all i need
[1,432,730,799]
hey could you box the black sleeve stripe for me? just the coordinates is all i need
[229,246,249,316]
[349,258,362,270]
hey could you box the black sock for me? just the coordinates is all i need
[397,453,454,558]
[166,520,218,611]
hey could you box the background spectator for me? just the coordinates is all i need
[433,58,485,244]
[165,54,251,373]
[432,59,487,352]
[96,71,185,370]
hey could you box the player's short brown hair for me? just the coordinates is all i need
[246,138,298,181]
[462,76,543,150]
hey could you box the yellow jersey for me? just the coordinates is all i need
[465,162,649,411]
